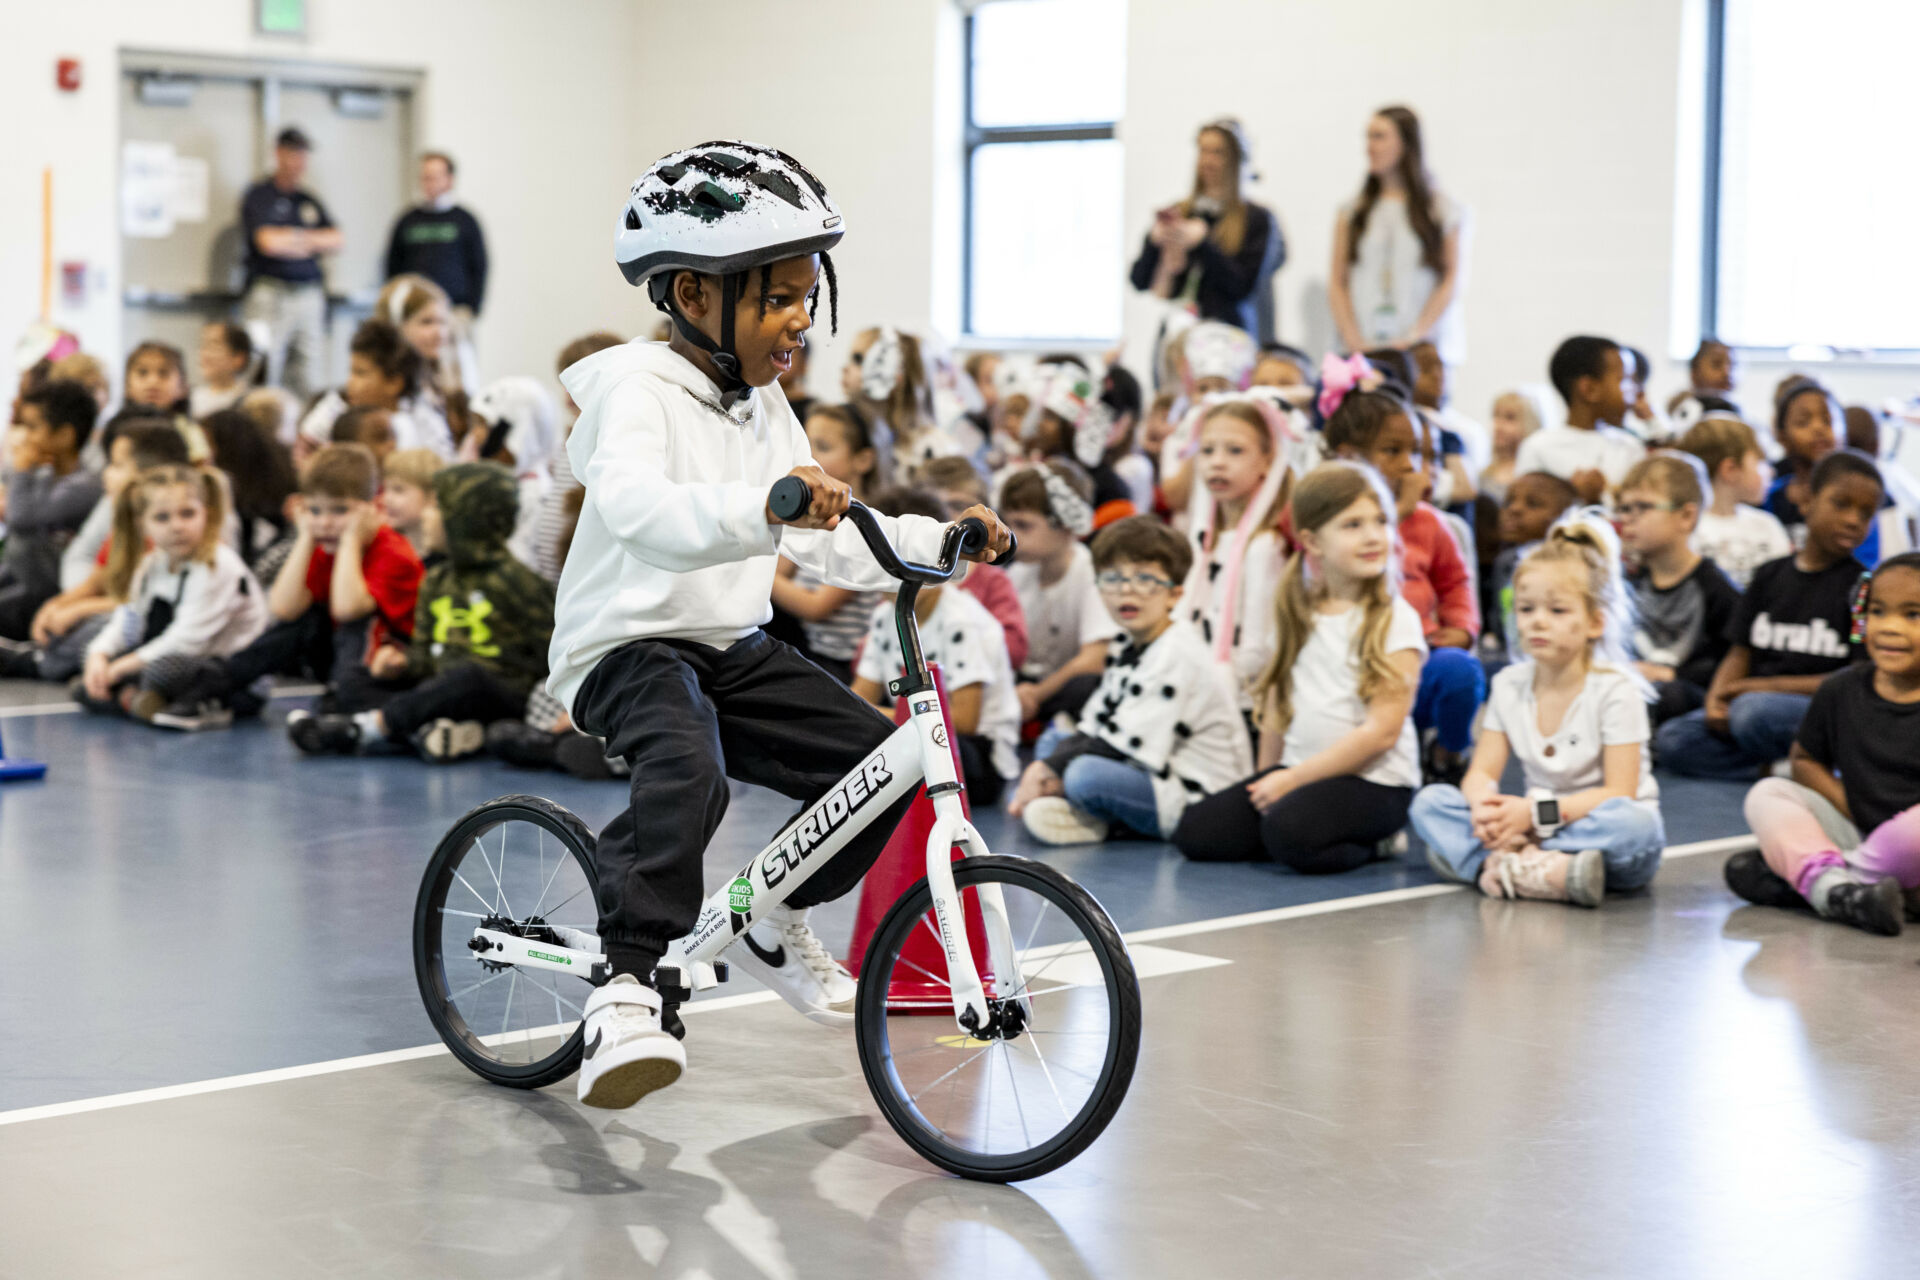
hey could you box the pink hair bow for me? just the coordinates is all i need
[1317,352,1374,420]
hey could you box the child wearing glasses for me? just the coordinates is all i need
[1615,455,1740,727]
[1010,516,1251,845]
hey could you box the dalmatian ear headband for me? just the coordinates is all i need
[1040,468,1095,537]
[861,325,905,402]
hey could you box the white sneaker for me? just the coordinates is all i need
[576,975,685,1109]
[727,904,857,1027]
[1021,796,1110,846]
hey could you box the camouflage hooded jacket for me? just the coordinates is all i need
[404,463,555,696]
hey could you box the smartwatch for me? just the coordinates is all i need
[1528,788,1562,839]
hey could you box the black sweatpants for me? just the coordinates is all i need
[1172,771,1414,875]
[190,606,390,713]
[379,665,525,741]
[571,630,920,979]
[1017,671,1101,726]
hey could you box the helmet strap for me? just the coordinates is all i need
[659,270,751,402]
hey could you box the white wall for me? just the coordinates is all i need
[1,0,640,397]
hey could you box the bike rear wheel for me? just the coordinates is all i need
[413,795,601,1089]
[854,855,1141,1182]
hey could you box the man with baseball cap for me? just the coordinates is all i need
[239,126,342,399]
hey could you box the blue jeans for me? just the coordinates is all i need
[1414,646,1487,754]
[1652,691,1810,780]
[1409,784,1666,892]
[1060,755,1164,837]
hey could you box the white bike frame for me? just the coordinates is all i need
[469,501,1026,1035]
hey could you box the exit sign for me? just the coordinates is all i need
[257,0,305,37]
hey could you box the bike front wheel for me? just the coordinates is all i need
[854,855,1141,1182]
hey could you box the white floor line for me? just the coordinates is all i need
[0,832,1756,1129]
[0,682,326,720]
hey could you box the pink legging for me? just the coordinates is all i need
[1745,777,1920,897]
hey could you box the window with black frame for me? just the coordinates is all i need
[963,0,1125,343]
[1706,0,1920,355]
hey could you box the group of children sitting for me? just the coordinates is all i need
[9,314,1920,941]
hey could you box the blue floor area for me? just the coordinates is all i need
[0,695,1754,1112]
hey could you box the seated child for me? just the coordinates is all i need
[1322,385,1483,778]
[1179,397,1293,719]
[287,463,554,761]
[1250,343,1315,394]
[1411,512,1665,906]
[999,460,1118,725]
[917,454,1029,671]
[298,319,450,461]
[1680,413,1791,589]
[1024,362,1136,526]
[1655,450,1882,778]
[1173,463,1424,872]
[466,376,562,568]
[1482,471,1578,659]
[1097,364,1153,515]
[1728,552,1920,936]
[1011,516,1248,844]
[770,405,882,684]
[1620,344,1672,444]
[200,408,297,568]
[0,422,195,683]
[851,488,1020,805]
[1516,336,1646,506]
[77,466,268,721]
[121,341,211,462]
[1477,386,1550,508]
[332,406,397,461]
[1410,338,1488,488]
[154,444,424,728]
[1617,455,1740,726]
[192,321,255,419]
[0,380,103,640]
[527,330,625,582]
[379,448,444,557]
[1763,378,1891,566]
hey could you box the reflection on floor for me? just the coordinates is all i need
[6,852,1916,1280]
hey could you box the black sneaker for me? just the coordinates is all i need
[150,699,235,732]
[287,709,361,755]
[486,720,559,769]
[0,637,41,679]
[1823,877,1904,937]
[1724,850,1807,911]
[413,718,485,762]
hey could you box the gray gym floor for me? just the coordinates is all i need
[7,681,1911,1278]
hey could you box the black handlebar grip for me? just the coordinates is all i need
[956,516,990,556]
[769,475,812,524]
[995,530,1018,567]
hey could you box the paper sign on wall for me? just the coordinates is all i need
[121,140,176,238]
[171,156,209,224]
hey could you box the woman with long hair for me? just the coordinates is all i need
[1328,106,1471,365]
[1129,118,1282,337]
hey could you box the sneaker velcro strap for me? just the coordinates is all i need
[592,981,663,1014]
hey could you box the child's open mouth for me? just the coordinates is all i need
[770,347,796,373]
[1116,605,1140,622]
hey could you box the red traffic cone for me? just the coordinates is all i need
[843,663,994,1012]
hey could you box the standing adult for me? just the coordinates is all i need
[239,127,341,400]
[384,151,488,388]
[1129,119,1282,338]
[1329,106,1470,365]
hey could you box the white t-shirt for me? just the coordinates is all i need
[1280,596,1427,788]
[1514,423,1646,493]
[1482,663,1658,804]
[1113,451,1156,514]
[1005,543,1119,681]
[855,585,1022,780]
[1694,505,1793,590]
[1341,190,1470,366]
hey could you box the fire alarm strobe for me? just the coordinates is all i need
[57,58,82,92]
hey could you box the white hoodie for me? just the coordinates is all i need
[548,341,949,714]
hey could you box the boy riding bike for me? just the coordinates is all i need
[552,142,1010,1109]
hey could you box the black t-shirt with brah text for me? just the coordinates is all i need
[1796,662,1920,834]
[1725,553,1862,679]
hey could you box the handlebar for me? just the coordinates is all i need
[769,475,1016,584]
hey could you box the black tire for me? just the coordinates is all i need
[854,855,1141,1182]
[414,794,600,1089]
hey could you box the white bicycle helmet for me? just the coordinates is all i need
[615,141,845,393]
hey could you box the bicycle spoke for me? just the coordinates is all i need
[448,968,510,1003]
[451,868,492,914]
[1020,1032,1073,1121]
[1002,1042,1032,1151]
[530,830,568,919]
[491,827,515,918]
[1020,900,1052,957]
[501,969,518,1037]
[520,970,587,1020]
[893,954,952,990]
[438,907,489,920]
[908,1041,995,1108]
[543,882,589,918]
[473,831,505,914]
